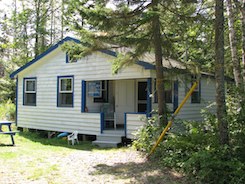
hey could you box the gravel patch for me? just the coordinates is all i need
[0,147,184,184]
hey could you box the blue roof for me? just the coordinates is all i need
[10,36,154,78]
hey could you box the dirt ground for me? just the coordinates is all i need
[0,147,185,184]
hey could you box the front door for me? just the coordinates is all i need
[137,81,147,113]
[115,80,135,127]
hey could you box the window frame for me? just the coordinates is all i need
[93,80,108,103]
[23,77,37,106]
[154,79,173,104]
[191,76,201,104]
[88,81,102,97]
[66,53,77,63]
[57,75,74,107]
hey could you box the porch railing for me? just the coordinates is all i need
[124,112,147,139]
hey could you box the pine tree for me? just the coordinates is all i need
[65,0,203,125]
[215,0,229,145]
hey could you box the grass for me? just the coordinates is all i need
[0,130,102,183]
[0,130,187,184]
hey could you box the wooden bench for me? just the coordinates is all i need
[0,121,19,146]
[0,131,19,135]
[0,131,19,146]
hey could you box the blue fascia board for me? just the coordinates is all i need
[100,49,117,57]
[10,36,154,79]
[136,61,155,70]
[10,37,80,79]
[99,51,154,70]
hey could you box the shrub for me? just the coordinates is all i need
[133,94,245,183]
[183,147,245,184]
[0,99,15,120]
[133,115,162,152]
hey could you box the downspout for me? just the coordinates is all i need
[81,80,86,112]
[15,76,18,126]
[173,80,178,112]
[147,78,152,117]
[100,112,104,134]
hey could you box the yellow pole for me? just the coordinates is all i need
[147,81,198,158]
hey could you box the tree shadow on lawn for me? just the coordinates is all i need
[18,132,115,151]
[92,159,187,184]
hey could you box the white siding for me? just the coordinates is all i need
[178,76,216,121]
[16,47,151,134]
[124,76,216,140]
[15,44,217,135]
[126,113,147,139]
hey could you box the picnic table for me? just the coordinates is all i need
[0,121,19,146]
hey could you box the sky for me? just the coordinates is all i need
[0,0,18,14]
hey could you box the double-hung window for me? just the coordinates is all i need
[191,76,201,103]
[154,79,173,103]
[164,81,173,103]
[24,78,36,106]
[58,76,74,107]
[93,80,108,103]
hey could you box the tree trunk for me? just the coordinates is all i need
[242,0,245,88]
[152,0,168,126]
[50,0,54,44]
[21,1,29,60]
[226,0,244,92]
[215,0,229,145]
[61,0,64,39]
[13,0,17,52]
[34,0,41,57]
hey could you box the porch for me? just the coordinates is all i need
[81,79,152,133]
[92,112,147,147]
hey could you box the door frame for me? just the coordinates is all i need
[136,80,148,113]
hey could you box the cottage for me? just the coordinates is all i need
[10,37,216,147]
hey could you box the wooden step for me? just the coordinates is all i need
[96,134,122,142]
[92,140,121,148]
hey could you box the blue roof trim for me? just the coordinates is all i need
[100,50,154,70]
[10,37,80,79]
[100,49,117,57]
[136,61,155,70]
[10,36,154,78]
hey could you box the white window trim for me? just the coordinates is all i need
[59,77,73,93]
[25,79,36,93]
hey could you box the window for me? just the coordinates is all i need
[94,80,108,103]
[57,76,74,107]
[164,81,173,103]
[154,80,173,103]
[23,78,36,106]
[191,76,201,103]
[88,81,102,97]
[66,53,77,63]
[138,81,147,112]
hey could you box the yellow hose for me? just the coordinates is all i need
[147,81,198,158]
